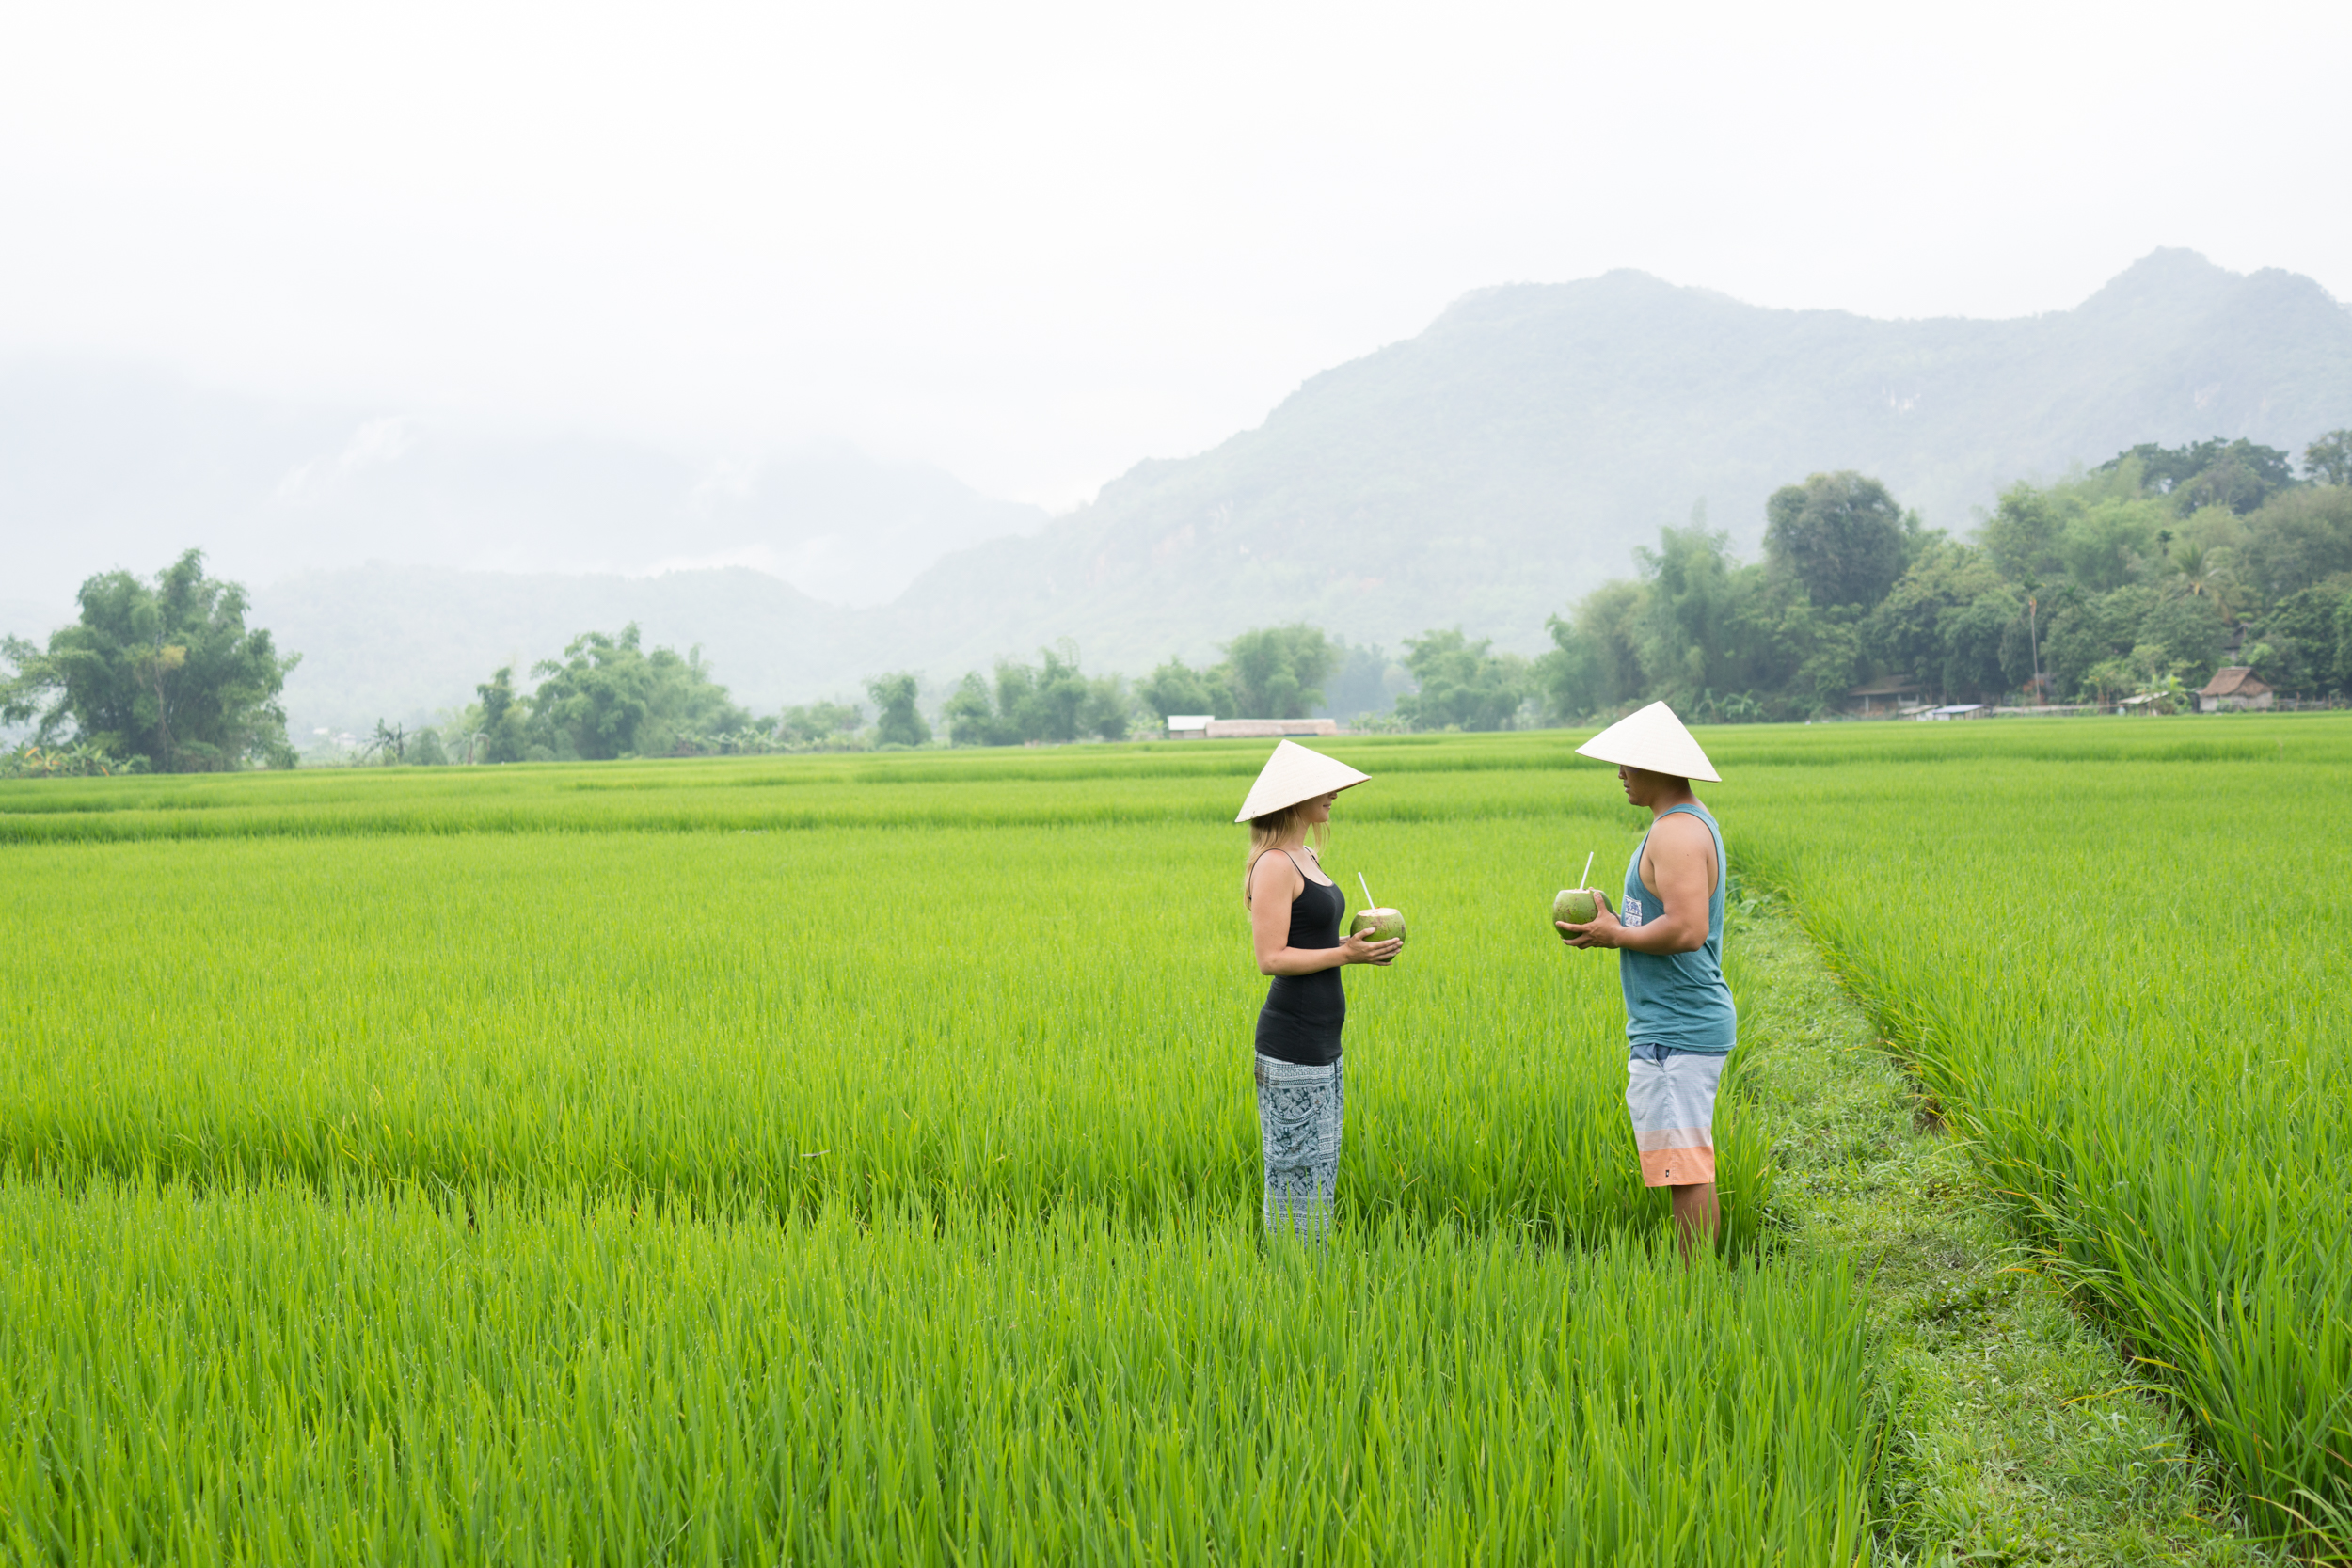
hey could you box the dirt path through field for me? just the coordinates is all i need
[1726,884,2280,1566]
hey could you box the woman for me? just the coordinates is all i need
[1235,741,1402,1242]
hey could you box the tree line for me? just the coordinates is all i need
[1122,431,2350,732]
[1536,434,2352,721]
[9,430,2348,772]
[421,639,930,764]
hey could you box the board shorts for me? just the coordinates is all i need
[1256,1053,1343,1243]
[1626,1043,1725,1187]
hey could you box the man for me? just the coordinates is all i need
[1555,702,1735,1259]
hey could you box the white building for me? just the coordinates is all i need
[1164,717,1341,740]
[1203,719,1339,739]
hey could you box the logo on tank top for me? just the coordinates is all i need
[1623,896,1645,927]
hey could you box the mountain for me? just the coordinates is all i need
[11,250,2352,731]
[874,249,2352,675]
[251,565,865,736]
[0,360,1045,610]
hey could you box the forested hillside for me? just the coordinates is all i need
[1539,441,2352,722]
[878,250,2352,679]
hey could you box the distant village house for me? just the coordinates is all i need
[1847,678,1923,717]
[2195,667,2273,713]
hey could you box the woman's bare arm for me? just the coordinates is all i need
[1248,851,1400,974]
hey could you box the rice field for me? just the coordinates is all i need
[0,806,1772,1242]
[0,1186,1870,1565]
[0,718,2344,1560]
[1723,719,2352,1549]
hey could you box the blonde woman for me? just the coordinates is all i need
[1236,741,1401,1241]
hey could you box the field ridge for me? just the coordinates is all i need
[1729,886,2277,1563]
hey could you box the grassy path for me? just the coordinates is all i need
[1724,885,2281,1566]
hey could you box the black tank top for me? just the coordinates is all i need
[1251,850,1347,1066]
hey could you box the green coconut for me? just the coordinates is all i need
[1350,907,1406,943]
[1553,888,1599,927]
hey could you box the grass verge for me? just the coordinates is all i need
[1724,883,2284,1566]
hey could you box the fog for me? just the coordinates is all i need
[3,0,2344,528]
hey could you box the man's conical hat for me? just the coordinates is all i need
[1233,739,1373,823]
[1574,701,1721,783]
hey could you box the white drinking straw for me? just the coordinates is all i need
[1578,850,1595,891]
[1359,871,1375,909]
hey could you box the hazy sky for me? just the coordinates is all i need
[2,0,2344,510]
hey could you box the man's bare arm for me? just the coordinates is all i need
[1557,814,1714,953]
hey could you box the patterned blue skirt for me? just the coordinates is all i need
[1255,1053,1343,1242]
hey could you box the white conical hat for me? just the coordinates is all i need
[1233,740,1373,823]
[1574,701,1721,782]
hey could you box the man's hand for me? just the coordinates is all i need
[1570,816,1716,956]
[1557,890,1619,949]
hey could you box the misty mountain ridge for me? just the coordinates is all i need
[0,360,1045,611]
[251,564,856,738]
[8,249,2351,733]
[878,249,2352,684]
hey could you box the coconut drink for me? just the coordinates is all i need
[1553,887,1598,927]
[1349,871,1405,948]
[1554,851,1599,932]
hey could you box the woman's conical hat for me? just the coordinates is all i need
[1574,701,1721,783]
[1234,740,1373,823]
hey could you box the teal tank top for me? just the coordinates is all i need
[1618,801,1737,1054]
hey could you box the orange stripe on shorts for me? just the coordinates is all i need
[1637,1137,1715,1187]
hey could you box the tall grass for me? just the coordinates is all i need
[0,751,1634,843]
[10,716,2337,1556]
[0,813,1767,1243]
[1724,718,2352,1549]
[0,1179,1873,1565]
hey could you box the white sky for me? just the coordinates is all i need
[1,0,2344,510]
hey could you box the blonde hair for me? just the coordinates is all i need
[1248,801,1328,860]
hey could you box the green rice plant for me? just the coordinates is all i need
[1721,714,2352,1552]
[18,717,2333,1555]
[2,720,2307,847]
[0,740,1633,845]
[0,1177,1873,1566]
[0,807,1767,1245]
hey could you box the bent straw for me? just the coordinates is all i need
[1359,871,1375,910]
[1578,850,1595,891]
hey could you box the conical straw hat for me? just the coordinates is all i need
[1233,740,1373,823]
[1574,701,1721,783]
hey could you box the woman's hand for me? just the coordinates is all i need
[1340,930,1404,967]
